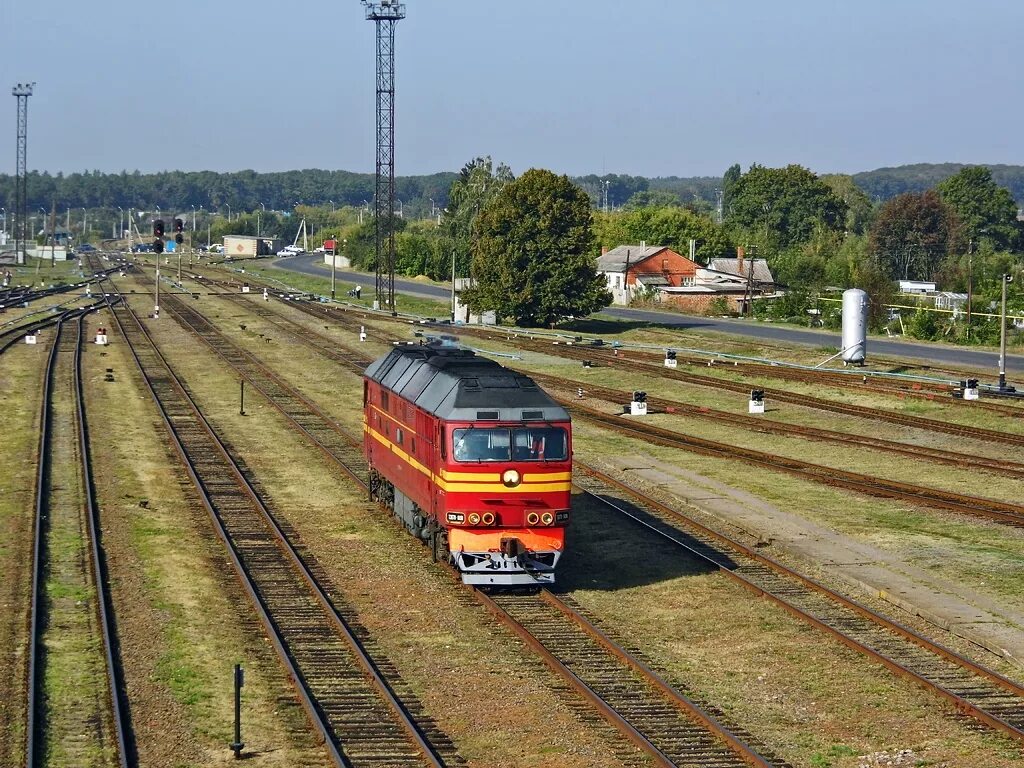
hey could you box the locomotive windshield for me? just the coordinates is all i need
[453,426,568,462]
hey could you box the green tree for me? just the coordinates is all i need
[727,164,846,249]
[820,174,875,234]
[936,165,1020,250]
[869,190,961,280]
[623,190,682,209]
[594,207,731,264]
[464,169,610,326]
[721,163,741,216]
[442,157,514,279]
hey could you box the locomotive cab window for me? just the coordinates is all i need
[512,427,567,460]
[453,426,567,462]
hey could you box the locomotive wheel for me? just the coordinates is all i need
[431,529,449,563]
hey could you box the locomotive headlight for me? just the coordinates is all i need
[541,512,554,526]
[502,469,521,487]
[481,512,495,526]
[468,512,481,525]
[526,512,540,526]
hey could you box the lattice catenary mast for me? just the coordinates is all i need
[12,82,35,265]
[363,0,405,313]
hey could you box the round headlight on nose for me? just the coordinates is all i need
[526,512,540,525]
[502,469,521,487]
[541,512,554,526]
[481,512,495,526]
[468,513,481,525]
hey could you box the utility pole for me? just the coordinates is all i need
[966,238,973,329]
[999,273,1013,391]
[363,0,405,314]
[450,249,456,322]
[12,82,35,265]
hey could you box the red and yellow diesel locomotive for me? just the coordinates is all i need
[363,345,572,586]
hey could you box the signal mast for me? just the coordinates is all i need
[362,0,405,313]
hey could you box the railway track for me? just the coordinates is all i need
[204,294,1024,527]
[0,298,110,355]
[571,464,1024,745]
[145,283,1024,753]
[26,311,130,768]
[102,287,453,768]
[462,331,1024,447]
[567,400,1024,527]
[528,372,1024,480]
[133,281,786,767]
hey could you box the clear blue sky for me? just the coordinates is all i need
[4,0,1022,179]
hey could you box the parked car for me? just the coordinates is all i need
[131,243,154,253]
[76,243,96,252]
[276,245,306,257]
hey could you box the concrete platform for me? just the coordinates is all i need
[600,454,1024,668]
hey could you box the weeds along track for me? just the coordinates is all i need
[0,297,109,355]
[572,465,1024,745]
[568,400,1024,526]
[138,285,788,767]
[528,372,1024,480]
[211,293,1024,525]
[101,289,454,768]
[25,310,130,768]
[463,332,1024,446]
[189,292,1024,744]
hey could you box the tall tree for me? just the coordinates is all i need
[441,157,514,278]
[820,174,875,235]
[721,163,741,216]
[936,165,1020,251]
[869,190,961,280]
[727,164,846,249]
[463,169,610,326]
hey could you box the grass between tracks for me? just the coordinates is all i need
[153,291,1024,767]
[0,343,48,768]
[79,307,333,768]
[138,291,637,767]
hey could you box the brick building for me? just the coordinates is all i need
[596,244,699,305]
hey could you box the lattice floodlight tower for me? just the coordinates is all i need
[12,82,35,265]
[363,0,405,313]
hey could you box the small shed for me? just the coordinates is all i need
[223,235,281,258]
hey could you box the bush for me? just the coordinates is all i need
[707,297,730,316]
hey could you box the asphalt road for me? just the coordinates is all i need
[271,254,1024,377]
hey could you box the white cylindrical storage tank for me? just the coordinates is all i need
[841,288,868,364]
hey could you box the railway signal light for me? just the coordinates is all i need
[665,349,677,368]
[174,217,184,244]
[576,387,584,398]
[749,389,765,414]
[153,219,164,237]
[963,379,980,401]
[629,390,647,416]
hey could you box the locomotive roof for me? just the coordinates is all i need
[364,345,570,423]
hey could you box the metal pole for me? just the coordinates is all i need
[966,239,973,327]
[239,379,245,415]
[450,249,456,322]
[177,248,181,284]
[155,259,160,319]
[331,250,336,300]
[230,664,244,758]
[999,274,1011,390]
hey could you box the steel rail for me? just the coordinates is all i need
[469,333,1024,447]
[572,464,1024,743]
[566,401,1024,526]
[25,311,62,768]
[73,311,132,767]
[102,286,445,768]
[136,282,781,768]
[528,372,1024,480]
[139,282,1024,748]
